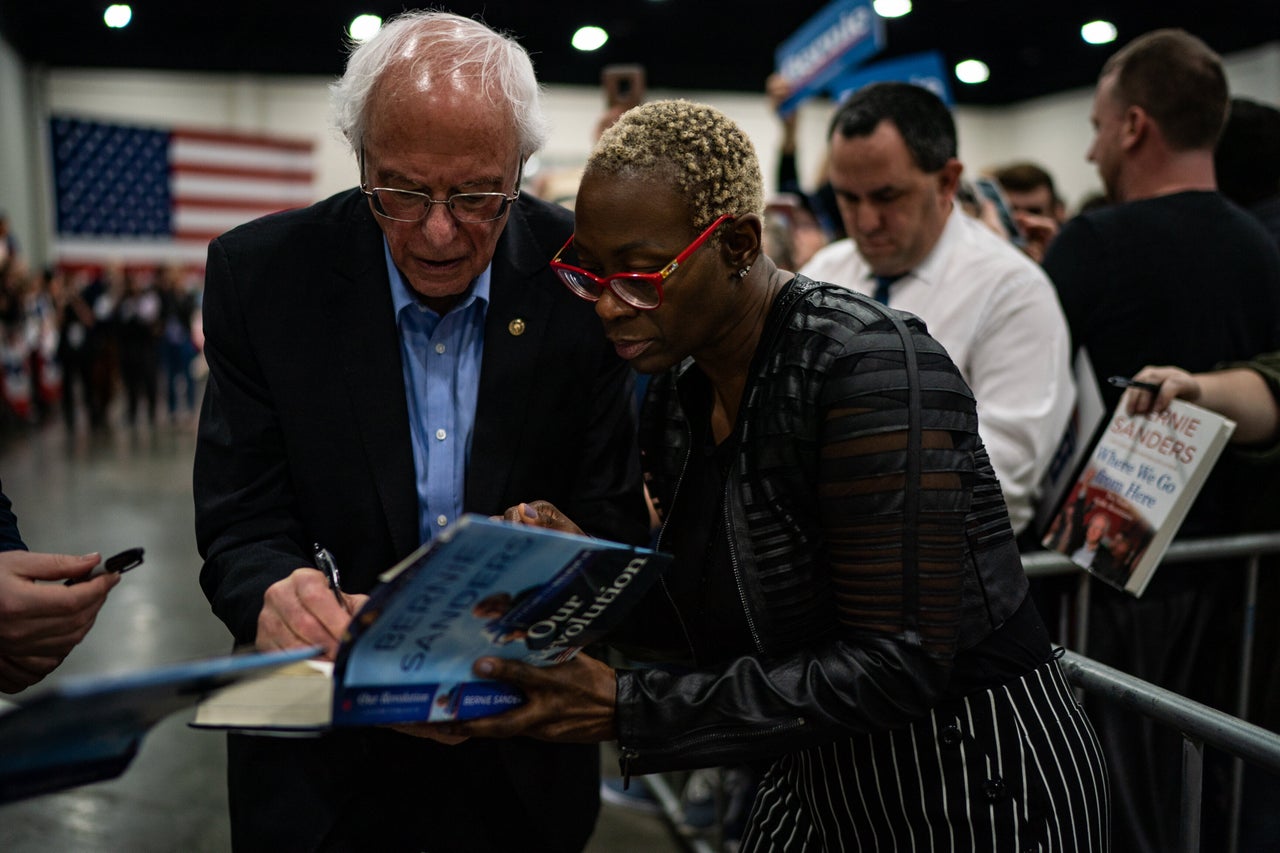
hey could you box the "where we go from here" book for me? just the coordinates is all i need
[193,515,670,732]
[1041,396,1235,597]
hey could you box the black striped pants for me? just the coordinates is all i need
[741,658,1110,852]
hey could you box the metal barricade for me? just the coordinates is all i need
[1060,650,1280,853]
[1025,531,1280,853]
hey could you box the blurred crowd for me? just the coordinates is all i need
[0,222,203,437]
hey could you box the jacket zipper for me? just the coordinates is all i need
[652,419,698,657]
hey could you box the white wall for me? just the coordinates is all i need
[20,40,1280,266]
[0,35,43,262]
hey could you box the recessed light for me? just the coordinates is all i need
[955,59,990,85]
[1081,20,1118,45]
[104,4,132,29]
[572,26,609,52]
[873,0,912,18]
[349,14,382,43]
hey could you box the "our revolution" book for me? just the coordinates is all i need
[193,515,669,731]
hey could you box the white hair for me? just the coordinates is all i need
[329,10,550,158]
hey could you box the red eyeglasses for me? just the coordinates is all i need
[550,214,734,310]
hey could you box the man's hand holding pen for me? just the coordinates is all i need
[255,550,367,661]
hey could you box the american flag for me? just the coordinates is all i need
[50,116,316,267]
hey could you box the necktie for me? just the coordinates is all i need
[873,275,900,305]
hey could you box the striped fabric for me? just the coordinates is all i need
[741,657,1110,852]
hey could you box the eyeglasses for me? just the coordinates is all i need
[550,214,735,310]
[360,161,522,224]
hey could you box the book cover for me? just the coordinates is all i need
[0,647,316,804]
[1032,347,1106,539]
[194,515,670,731]
[1041,396,1236,596]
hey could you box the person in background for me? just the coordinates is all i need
[801,82,1075,539]
[53,270,95,435]
[115,270,161,428]
[765,73,844,241]
[1122,354,1280,853]
[1214,96,1280,249]
[193,10,648,852]
[990,160,1068,262]
[438,98,1109,851]
[155,264,198,424]
[0,481,119,693]
[1042,29,1280,852]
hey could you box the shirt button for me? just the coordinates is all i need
[983,777,1008,802]
[435,343,446,354]
[940,724,962,746]
[436,515,448,527]
[435,428,447,440]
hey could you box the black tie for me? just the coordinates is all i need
[873,275,901,305]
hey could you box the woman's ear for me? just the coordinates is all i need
[720,214,763,272]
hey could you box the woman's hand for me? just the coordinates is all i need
[423,653,618,744]
[498,501,587,537]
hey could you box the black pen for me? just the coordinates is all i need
[313,543,352,614]
[1108,375,1163,395]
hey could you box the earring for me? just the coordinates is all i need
[737,265,751,279]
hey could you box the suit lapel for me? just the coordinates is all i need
[326,199,420,557]
[468,203,557,512]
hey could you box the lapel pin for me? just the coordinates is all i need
[508,318,526,336]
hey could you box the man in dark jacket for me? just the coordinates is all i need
[193,11,648,852]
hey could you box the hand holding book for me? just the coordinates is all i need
[428,651,619,744]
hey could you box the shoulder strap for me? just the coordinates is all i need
[857,296,924,648]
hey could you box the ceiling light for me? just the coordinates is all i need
[349,14,382,43]
[873,0,912,18]
[572,26,609,52]
[954,59,990,85]
[103,4,132,29]
[1081,20,1118,45]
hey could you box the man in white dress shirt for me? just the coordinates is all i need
[801,82,1074,536]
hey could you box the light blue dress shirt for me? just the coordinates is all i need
[384,238,489,544]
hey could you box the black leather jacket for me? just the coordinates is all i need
[614,278,1029,775]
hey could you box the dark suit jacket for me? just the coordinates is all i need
[195,189,649,852]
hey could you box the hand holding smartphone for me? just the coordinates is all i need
[64,547,145,585]
[973,177,1027,246]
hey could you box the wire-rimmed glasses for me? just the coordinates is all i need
[361,162,522,223]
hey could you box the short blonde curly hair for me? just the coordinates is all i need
[584,100,764,234]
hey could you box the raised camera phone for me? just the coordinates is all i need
[602,64,646,111]
[974,176,1026,246]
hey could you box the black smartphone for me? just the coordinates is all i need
[64,547,145,585]
[974,176,1026,246]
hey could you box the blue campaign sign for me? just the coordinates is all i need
[775,0,885,115]
[828,51,955,107]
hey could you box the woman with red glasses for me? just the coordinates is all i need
[441,100,1110,851]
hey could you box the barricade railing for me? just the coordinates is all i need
[1024,530,1280,852]
[1059,650,1280,853]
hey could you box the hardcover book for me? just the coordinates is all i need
[193,514,670,731]
[1041,396,1236,596]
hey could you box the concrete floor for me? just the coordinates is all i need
[0,414,683,852]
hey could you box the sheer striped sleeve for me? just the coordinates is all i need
[818,320,980,662]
